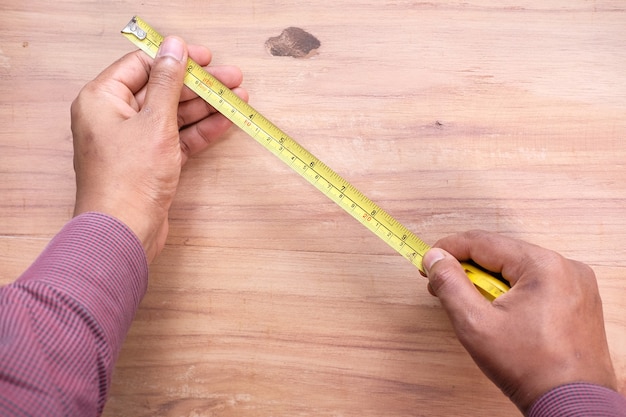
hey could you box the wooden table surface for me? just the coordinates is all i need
[1,1,625,416]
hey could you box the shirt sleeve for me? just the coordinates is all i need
[0,212,148,417]
[528,383,626,417]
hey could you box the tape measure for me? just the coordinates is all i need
[122,16,509,301]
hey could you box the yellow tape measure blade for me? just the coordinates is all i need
[121,16,509,300]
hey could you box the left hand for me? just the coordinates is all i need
[71,36,248,262]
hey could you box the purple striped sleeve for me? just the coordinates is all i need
[528,383,626,417]
[0,212,148,417]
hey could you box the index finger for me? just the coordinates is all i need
[433,230,549,286]
[94,49,153,95]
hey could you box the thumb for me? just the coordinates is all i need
[423,248,488,315]
[142,36,188,122]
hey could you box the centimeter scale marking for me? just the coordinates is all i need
[122,16,509,300]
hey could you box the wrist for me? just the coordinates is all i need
[73,194,165,263]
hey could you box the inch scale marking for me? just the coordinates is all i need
[122,16,509,300]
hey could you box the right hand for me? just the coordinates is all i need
[422,230,618,413]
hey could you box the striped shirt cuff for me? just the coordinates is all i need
[528,383,626,417]
[15,212,149,357]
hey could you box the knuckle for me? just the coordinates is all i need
[570,259,599,291]
[533,249,562,269]
[427,260,457,293]
[150,66,180,88]
[179,138,191,156]
[203,100,217,114]
[465,229,489,239]
[531,249,600,295]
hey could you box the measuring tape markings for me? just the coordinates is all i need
[121,16,509,300]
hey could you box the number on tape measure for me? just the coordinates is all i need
[121,16,510,300]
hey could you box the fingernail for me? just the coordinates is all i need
[157,37,184,62]
[423,248,446,275]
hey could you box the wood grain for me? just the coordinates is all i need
[1,2,625,416]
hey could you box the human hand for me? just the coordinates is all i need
[71,37,248,263]
[422,230,617,413]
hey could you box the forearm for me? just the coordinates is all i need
[0,212,148,416]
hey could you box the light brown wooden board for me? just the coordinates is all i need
[1,2,624,416]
